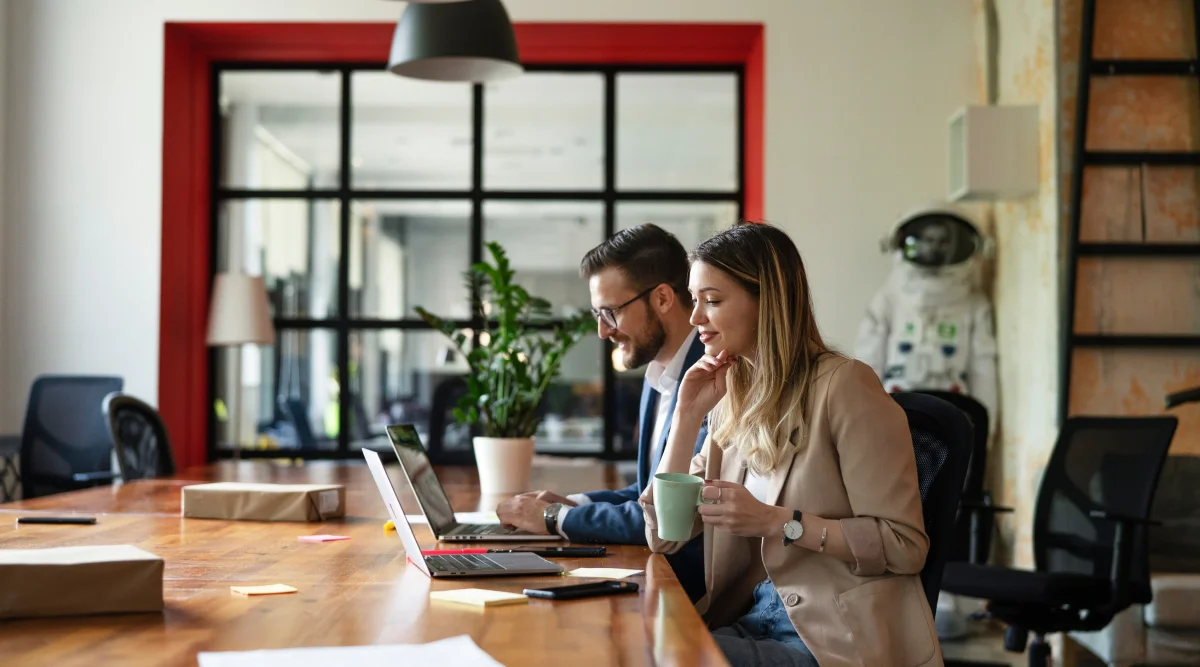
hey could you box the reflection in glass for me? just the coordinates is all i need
[484,73,604,191]
[349,330,472,456]
[349,201,472,320]
[616,201,739,250]
[351,73,473,190]
[483,201,604,315]
[219,71,341,189]
[617,73,738,191]
[216,200,341,319]
[215,329,337,452]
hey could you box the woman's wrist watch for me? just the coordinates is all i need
[782,509,804,546]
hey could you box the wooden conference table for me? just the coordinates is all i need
[0,458,728,667]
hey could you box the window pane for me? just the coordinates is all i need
[484,73,605,191]
[214,329,336,452]
[349,330,472,455]
[219,71,340,189]
[616,73,738,192]
[217,200,341,319]
[536,334,603,454]
[616,201,739,249]
[482,201,604,314]
[349,200,472,320]
[351,73,472,190]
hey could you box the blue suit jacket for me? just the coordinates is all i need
[560,334,707,601]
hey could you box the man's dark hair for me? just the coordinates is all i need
[579,224,690,298]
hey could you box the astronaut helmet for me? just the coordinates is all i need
[881,205,989,268]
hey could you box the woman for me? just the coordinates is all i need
[641,223,941,667]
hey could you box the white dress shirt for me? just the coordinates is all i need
[556,329,699,537]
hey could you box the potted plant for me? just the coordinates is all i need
[416,242,593,495]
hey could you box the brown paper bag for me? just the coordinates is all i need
[181,482,345,521]
[0,545,164,619]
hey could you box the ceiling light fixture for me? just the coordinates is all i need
[387,0,523,83]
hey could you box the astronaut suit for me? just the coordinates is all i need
[855,206,999,437]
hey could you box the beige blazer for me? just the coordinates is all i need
[646,355,942,667]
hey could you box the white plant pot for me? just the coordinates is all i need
[472,437,535,496]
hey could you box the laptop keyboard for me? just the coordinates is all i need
[454,523,519,536]
[426,553,505,573]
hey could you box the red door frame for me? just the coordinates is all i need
[161,22,765,469]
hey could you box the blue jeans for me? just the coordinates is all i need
[712,580,820,667]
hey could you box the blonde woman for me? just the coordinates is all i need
[641,223,941,667]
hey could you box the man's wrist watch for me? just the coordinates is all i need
[782,509,804,546]
[543,502,565,535]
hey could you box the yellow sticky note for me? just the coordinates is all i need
[231,584,298,597]
[567,568,643,580]
[430,588,528,608]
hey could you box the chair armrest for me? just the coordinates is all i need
[1166,386,1200,409]
[1088,509,1162,527]
[1089,510,1159,615]
[962,500,1013,564]
[962,501,1014,513]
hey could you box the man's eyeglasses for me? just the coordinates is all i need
[591,286,657,329]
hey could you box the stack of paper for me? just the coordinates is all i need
[197,635,504,667]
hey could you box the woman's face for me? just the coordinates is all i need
[688,261,759,359]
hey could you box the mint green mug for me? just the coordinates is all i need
[653,472,710,541]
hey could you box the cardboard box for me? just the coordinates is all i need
[182,482,345,522]
[0,545,164,619]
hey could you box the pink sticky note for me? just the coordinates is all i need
[298,534,351,543]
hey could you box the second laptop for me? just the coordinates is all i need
[386,424,564,542]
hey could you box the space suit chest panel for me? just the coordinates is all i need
[883,309,972,393]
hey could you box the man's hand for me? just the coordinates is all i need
[529,490,577,506]
[496,495,552,535]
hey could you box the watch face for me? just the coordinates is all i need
[783,521,803,541]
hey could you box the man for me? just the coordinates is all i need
[496,224,708,600]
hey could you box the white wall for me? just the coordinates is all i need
[0,0,978,430]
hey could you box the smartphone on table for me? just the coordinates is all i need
[523,580,639,600]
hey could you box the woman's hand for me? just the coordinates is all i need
[676,350,736,421]
[638,486,657,530]
[698,480,792,539]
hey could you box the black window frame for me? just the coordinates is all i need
[207,61,747,463]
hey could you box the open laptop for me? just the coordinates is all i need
[385,424,563,542]
[363,448,563,577]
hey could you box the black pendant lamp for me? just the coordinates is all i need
[388,0,523,83]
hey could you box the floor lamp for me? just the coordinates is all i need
[206,273,276,460]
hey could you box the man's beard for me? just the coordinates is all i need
[618,315,666,370]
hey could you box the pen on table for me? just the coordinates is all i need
[421,548,490,555]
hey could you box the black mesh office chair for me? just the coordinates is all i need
[892,392,974,611]
[940,416,1178,667]
[427,376,472,465]
[102,392,176,481]
[19,375,124,499]
[915,390,1002,565]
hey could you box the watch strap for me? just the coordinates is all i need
[543,503,563,535]
[783,509,803,546]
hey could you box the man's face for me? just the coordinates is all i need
[587,268,665,370]
[915,222,954,266]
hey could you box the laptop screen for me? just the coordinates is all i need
[385,424,458,535]
[361,448,431,577]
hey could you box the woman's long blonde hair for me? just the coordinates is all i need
[692,223,831,475]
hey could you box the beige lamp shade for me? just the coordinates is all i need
[206,273,276,347]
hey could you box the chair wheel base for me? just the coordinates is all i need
[1027,637,1051,667]
[1003,626,1028,652]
